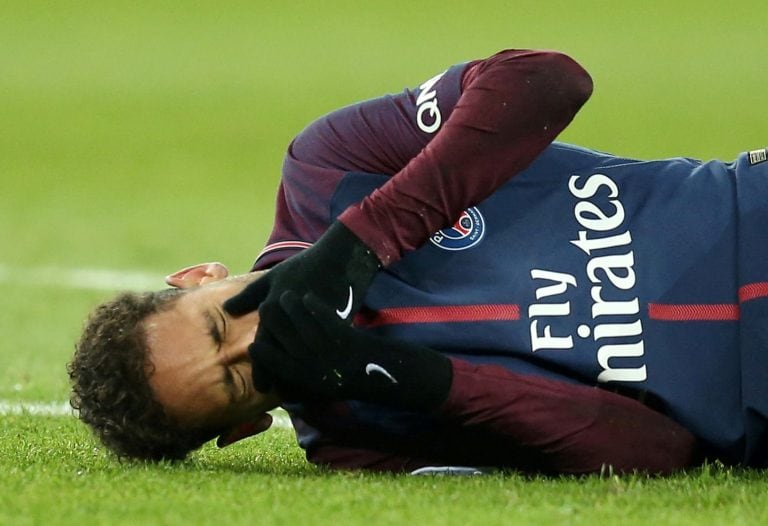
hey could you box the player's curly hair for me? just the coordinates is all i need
[68,289,220,461]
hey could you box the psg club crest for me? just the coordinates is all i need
[429,207,485,251]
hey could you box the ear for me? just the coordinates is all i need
[165,262,229,289]
[216,414,273,448]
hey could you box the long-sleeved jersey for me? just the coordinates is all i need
[252,49,768,473]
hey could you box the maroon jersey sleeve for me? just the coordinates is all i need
[437,358,698,474]
[339,50,592,265]
[308,358,698,475]
[252,49,592,270]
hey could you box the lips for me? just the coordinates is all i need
[216,412,273,448]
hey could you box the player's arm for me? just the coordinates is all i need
[307,364,699,475]
[304,362,700,475]
[435,359,698,475]
[226,49,592,325]
[271,48,593,265]
[253,292,698,475]
[337,48,593,264]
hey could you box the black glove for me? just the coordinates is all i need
[250,291,453,413]
[224,221,381,322]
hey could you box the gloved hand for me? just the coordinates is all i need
[249,291,453,413]
[224,221,381,323]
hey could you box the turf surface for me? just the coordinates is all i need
[1,1,766,524]
[3,416,768,526]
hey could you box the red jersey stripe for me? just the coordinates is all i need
[356,304,520,328]
[738,282,768,303]
[647,282,768,321]
[647,303,740,321]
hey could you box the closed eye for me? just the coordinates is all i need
[204,310,239,402]
[204,311,223,350]
[223,367,239,403]
[232,368,247,399]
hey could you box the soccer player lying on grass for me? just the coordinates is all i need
[70,48,768,474]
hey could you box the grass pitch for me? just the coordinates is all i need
[1,1,767,524]
[3,416,768,526]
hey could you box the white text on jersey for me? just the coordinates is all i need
[528,172,647,384]
[416,71,445,134]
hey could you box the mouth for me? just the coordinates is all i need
[216,412,273,448]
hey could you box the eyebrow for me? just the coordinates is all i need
[204,310,238,404]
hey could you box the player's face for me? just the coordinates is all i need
[143,266,280,433]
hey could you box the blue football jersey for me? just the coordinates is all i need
[316,143,768,464]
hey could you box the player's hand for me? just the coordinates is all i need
[224,221,381,324]
[248,291,453,412]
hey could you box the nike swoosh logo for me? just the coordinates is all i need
[365,363,398,384]
[336,285,353,319]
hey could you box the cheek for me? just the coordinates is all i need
[166,372,232,428]
[179,395,231,430]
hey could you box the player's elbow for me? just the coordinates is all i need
[533,50,594,110]
[481,49,594,130]
[488,49,593,106]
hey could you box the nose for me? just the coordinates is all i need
[225,314,259,364]
[228,341,251,363]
